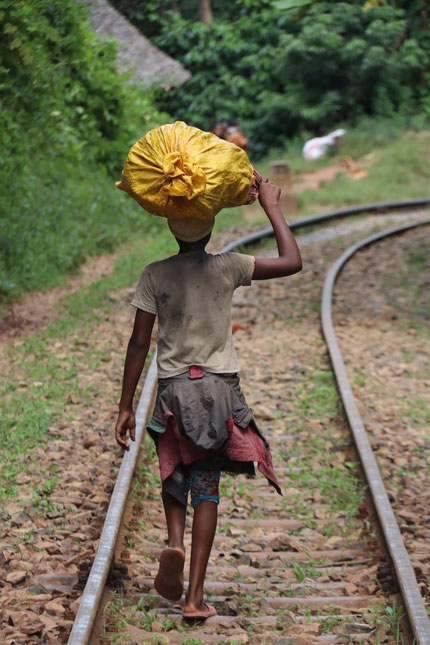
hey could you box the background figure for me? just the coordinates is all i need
[210,122,226,139]
[302,128,346,160]
[225,118,249,151]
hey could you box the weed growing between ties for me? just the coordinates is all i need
[102,592,127,638]
[291,558,323,583]
[319,615,342,633]
[381,236,430,335]
[102,590,186,641]
[370,600,406,645]
[277,367,363,519]
[297,368,341,419]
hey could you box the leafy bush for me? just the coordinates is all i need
[0,0,167,299]
[121,1,429,158]
[0,0,164,172]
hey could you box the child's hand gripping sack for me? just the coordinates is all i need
[116,121,259,241]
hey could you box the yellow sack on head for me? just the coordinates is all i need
[116,121,254,221]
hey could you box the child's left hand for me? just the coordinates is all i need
[115,410,136,451]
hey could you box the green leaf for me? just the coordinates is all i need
[272,0,314,10]
[9,37,22,50]
[4,22,17,34]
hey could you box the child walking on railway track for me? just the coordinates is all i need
[115,133,302,620]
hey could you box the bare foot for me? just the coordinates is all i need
[154,546,185,601]
[183,601,217,620]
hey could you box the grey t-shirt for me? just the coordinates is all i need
[131,251,255,378]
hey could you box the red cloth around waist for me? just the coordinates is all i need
[156,411,281,495]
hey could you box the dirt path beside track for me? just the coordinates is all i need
[0,252,119,351]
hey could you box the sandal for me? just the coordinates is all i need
[183,602,217,620]
[154,546,185,601]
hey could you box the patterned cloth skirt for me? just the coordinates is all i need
[147,366,282,506]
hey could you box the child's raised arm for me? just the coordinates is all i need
[253,179,302,280]
[115,309,156,450]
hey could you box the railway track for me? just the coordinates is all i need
[68,201,430,645]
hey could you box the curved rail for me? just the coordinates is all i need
[68,200,430,645]
[221,197,430,253]
[321,218,430,645]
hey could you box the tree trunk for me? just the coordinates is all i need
[197,0,213,24]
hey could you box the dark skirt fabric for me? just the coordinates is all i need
[147,366,281,505]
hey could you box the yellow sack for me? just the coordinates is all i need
[116,121,254,222]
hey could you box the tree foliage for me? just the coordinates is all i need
[115,0,430,158]
[0,0,165,298]
[0,0,162,173]
[110,0,271,39]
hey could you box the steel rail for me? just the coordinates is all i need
[321,218,430,645]
[221,197,430,252]
[67,356,158,644]
[68,200,430,644]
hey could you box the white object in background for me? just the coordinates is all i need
[303,129,346,160]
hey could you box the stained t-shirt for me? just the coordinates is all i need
[131,251,255,378]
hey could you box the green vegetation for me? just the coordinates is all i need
[297,369,341,418]
[116,0,430,158]
[237,593,261,617]
[380,232,430,334]
[0,154,162,301]
[103,592,128,640]
[219,473,252,499]
[182,637,204,645]
[370,600,406,645]
[283,438,364,518]
[278,367,364,518]
[136,608,156,631]
[292,559,322,582]
[0,0,166,299]
[407,397,430,425]
[297,132,430,213]
[319,615,342,632]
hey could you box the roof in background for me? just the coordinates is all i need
[83,0,191,88]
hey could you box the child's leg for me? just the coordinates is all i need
[154,489,186,601]
[162,489,186,550]
[185,469,221,613]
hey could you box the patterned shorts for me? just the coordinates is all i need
[185,467,221,508]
